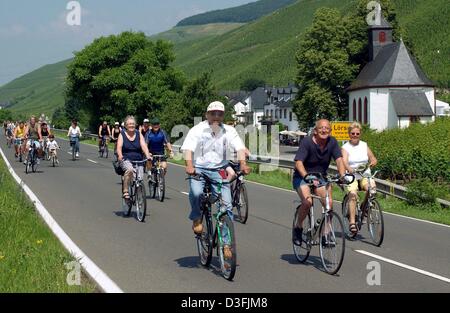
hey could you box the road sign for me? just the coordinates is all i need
[331,121,351,141]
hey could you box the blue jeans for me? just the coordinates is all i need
[70,136,80,153]
[189,168,233,244]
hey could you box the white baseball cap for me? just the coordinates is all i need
[114,122,119,126]
[143,118,150,123]
[207,101,225,112]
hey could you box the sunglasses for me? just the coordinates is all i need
[350,132,360,136]
[209,111,224,117]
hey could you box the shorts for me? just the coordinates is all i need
[346,178,376,193]
[293,175,327,190]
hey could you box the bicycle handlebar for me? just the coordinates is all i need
[304,172,355,186]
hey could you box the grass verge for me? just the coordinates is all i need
[0,157,97,292]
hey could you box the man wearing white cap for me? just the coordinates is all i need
[181,101,251,260]
[140,118,150,138]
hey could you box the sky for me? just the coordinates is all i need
[0,0,252,86]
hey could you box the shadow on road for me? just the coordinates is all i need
[174,256,235,280]
[280,254,342,276]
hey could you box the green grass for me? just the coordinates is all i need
[0,158,97,292]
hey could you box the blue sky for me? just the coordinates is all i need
[0,0,251,86]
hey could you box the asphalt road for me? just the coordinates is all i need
[1,134,449,292]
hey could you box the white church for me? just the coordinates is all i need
[347,15,437,131]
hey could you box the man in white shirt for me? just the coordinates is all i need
[181,101,251,253]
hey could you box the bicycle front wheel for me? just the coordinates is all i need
[292,205,311,263]
[217,215,237,281]
[236,184,249,224]
[156,170,165,202]
[367,199,384,246]
[135,184,147,222]
[319,211,345,275]
[196,211,213,267]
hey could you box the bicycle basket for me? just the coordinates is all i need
[112,160,125,176]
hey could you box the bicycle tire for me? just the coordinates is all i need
[52,156,56,167]
[148,171,157,199]
[122,181,132,217]
[367,199,384,246]
[217,215,237,281]
[319,211,345,275]
[105,145,109,158]
[236,184,249,224]
[72,144,76,161]
[196,211,213,267]
[135,184,147,222]
[157,170,165,202]
[25,153,31,174]
[292,205,311,263]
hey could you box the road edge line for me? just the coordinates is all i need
[0,146,123,293]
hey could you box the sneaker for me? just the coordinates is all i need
[292,227,303,246]
[192,219,203,235]
[223,245,232,259]
[76,152,79,158]
[321,236,336,248]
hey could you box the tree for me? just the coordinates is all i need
[293,1,400,128]
[65,31,185,130]
[0,109,13,122]
[240,78,266,92]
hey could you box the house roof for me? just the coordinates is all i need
[390,89,434,116]
[219,90,248,102]
[250,87,269,110]
[348,40,434,91]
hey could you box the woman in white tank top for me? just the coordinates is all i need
[341,122,377,235]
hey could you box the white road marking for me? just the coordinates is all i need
[87,159,98,164]
[355,250,450,284]
[382,211,450,229]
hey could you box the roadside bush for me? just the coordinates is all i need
[405,178,438,205]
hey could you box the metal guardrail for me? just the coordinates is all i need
[55,133,449,208]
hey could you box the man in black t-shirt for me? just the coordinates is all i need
[292,119,346,245]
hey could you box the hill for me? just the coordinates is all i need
[0,59,70,118]
[1,0,448,116]
[149,23,244,44]
[176,0,297,26]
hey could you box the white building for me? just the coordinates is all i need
[347,16,435,130]
[436,99,450,116]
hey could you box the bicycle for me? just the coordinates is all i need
[14,138,24,163]
[187,172,240,281]
[147,155,166,202]
[25,141,39,174]
[229,162,249,224]
[42,136,49,161]
[122,159,148,222]
[292,172,355,275]
[69,135,79,161]
[341,165,384,246]
[6,132,13,148]
[49,148,59,167]
[99,135,109,158]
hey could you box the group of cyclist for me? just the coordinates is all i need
[3,117,60,164]
[2,104,378,266]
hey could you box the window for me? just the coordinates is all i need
[289,112,293,121]
[409,116,420,123]
[266,109,269,116]
[364,97,368,124]
[284,109,287,119]
[353,99,357,121]
[271,109,273,117]
[358,98,362,122]
[275,110,278,119]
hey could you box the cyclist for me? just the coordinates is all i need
[110,122,121,154]
[292,119,347,246]
[24,116,43,164]
[67,120,82,158]
[140,118,150,137]
[181,101,251,259]
[145,117,174,176]
[3,120,8,136]
[40,121,51,155]
[47,134,60,164]
[116,116,152,202]
[6,120,14,145]
[13,121,26,158]
[98,121,111,153]
[341,122,378,235]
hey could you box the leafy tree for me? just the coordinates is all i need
[240,78,266,92]
[65,31,184,130]
[0,109,13,122]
